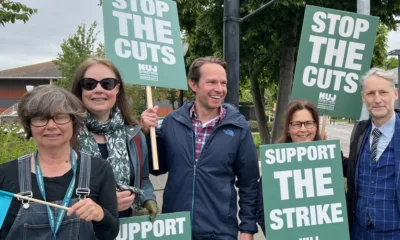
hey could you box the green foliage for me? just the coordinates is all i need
[385,57,399,70]
[252,133,261,148]
[264,84,277,111]
[252,133,261,158]
[53,21,104,90]
[0,0,37,26]
[0,124,35,164]
[371,24,389,68]
[248,120,259,132]
[240,89,253,103]
[249,120,274,132]
[53,21,152,117]
[125,85,147,117]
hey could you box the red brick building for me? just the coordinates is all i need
[0,61,60,114]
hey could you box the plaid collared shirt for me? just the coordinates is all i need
[190,104,226,161]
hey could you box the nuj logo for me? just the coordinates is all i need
[319,92,336,102]
[138,64,158,73]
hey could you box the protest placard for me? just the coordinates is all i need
[260,140,349,240]
[102,0,187,90]
[291,5,379,119]
[116,212,191,240]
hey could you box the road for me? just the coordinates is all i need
[323,121,354,157]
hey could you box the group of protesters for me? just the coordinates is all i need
[0,55,399,240]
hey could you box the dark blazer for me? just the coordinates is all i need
[344,110,400,229]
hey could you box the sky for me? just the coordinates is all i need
[0,0,399,71]
[0,0,104,71]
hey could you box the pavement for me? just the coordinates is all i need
[149,121,354,239]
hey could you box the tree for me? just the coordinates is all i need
[53,21,156,118]
[0,0,37,26]
[171,0,400,143]
[53,21,104,89]
[385,57,399,70]
[371,24,389,68]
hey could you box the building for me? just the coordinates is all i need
[0,61,60,114]
[0,61,176,117]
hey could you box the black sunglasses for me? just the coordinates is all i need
[80,78,119,91]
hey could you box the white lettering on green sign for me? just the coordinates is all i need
[116,217,187,240]
[111,0,176,64]
[311,12,369,39]
[301,11,371,94]
[269,203,344,230]
[265,142,345,231]
[264,144,336,164]
[274,167,334,200]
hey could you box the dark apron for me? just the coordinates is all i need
[6,153,97,240]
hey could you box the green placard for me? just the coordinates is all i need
[102,0,187,90]
[260,140,349,240]
[116,212,191,240]
[291,5,379,119]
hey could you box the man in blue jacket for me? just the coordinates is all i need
[142,56,260,240]
[343,68,400,239]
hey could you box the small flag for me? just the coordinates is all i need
[0,190,14,229]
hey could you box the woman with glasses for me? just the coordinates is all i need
[257,99,323,235]
[71,57,158,220]
[0,85,119,240]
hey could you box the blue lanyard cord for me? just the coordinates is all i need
[34,149,77,240]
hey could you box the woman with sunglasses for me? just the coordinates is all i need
[71,57,158,220]
[0,85,119,240]
[257,99,325,235]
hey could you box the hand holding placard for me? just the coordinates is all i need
[103,0,188,170]
[146,86,159,170]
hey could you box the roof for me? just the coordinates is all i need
[0,61,61,79]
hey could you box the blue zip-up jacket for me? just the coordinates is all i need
[150,102,260,239]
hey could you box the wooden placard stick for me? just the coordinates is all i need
[146,86,159,170]
[320,115,328,139]
[15,193,69,210]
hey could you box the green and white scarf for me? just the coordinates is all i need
[78,107,130,185]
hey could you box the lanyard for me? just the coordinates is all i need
[34,149,77,240]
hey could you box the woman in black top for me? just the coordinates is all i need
[0,85,119,240]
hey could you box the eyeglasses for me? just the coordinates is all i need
[80,78,119,91]
[30,114,72,127]
[289,121,316,130]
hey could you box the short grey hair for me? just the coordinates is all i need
[360,67,397,89]
[17,85,85,150]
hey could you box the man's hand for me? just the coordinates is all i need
[116,191,135,211]
[239,233,253,240]
[141,106,159,135]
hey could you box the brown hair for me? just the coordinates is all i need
[188,56,227,85]
[276,99,321,143]
[18,85,85,150]
[71,57,138,125]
